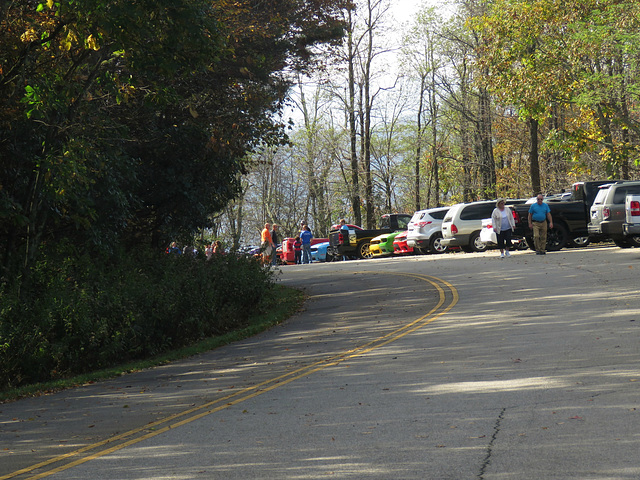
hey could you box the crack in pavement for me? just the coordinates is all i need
[478,407,506,479]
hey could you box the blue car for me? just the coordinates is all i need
[310,241,332,262]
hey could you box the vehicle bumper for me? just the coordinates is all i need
[623,223,640,236]
[587,225,602,235]
[407,238,429,248]
[597,220,624,236]
[440,234,471,247]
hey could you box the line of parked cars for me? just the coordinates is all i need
[271,180,640,265]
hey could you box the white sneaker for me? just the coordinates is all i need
[505,250,511,257]
[500,252,505,259]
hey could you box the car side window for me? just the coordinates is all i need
[460,204,493,220]
[380,216,390,229]
[397,216,410,230]
[430,210,447,220]
[613,185,640,204]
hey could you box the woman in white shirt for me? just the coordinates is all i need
[491,198,516,258]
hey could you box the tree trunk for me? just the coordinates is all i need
[347,8,362,225]
[528,117,541,195]
[415,74,426,211]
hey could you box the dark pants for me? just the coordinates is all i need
[295,251,302,264]
[497,228,512,250]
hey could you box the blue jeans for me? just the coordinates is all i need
[302,244,312,264]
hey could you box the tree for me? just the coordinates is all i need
[0,0,348,283]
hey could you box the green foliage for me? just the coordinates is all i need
[0,246,273,389]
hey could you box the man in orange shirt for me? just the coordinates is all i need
[261,223,274,265]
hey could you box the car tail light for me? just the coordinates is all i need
[451,224,458,235]
[512,210,520,223]
[603,207,611,220]
[417,221,432,228]
[631,201,640,217]
[338,233,344,243]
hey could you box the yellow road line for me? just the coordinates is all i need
[3,273,458,480]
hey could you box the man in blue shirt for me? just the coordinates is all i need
[528,194,554,255]
[300,225,313,264]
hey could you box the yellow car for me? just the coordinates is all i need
[369,232,401,257]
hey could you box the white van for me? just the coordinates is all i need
[441,200,524,252]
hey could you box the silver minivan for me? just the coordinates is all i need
[588,181,640,247]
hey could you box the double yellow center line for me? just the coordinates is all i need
[2,273,458,480]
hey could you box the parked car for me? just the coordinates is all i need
[442,200,525,252]
[406,207,449,254]
[588,181,640,248]
[281,237,329,264]
[369,231,402,257]
[623,194,640,246]
[393,231,414,255]
[328,214,411,259]
[310,241,332,262]
[511,180,626,250]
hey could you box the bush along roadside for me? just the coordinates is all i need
[0,246,276,391]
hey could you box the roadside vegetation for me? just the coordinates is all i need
[0,0,344,391]
[0,285,305,403]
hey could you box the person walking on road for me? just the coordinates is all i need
[270,224,280,266]
[300,225,313,264]
[528,194,553,255]
[261,223,274,265]
[492,198,516,259]
[491,198,516,258]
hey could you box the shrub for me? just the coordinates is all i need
[0,246,273,389]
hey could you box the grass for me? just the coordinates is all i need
[0,284,305,404]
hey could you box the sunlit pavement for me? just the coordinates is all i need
[1,245,639,479]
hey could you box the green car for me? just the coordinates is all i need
[369,231,401,257]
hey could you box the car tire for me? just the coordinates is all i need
[614,238,633,248]
[546,224,568,251]
[468,232,487,252]
[629,236,640,248]
[526,237,536,251]
[357,241,373,259]
[429,233,448,254]
[568,236,591,248]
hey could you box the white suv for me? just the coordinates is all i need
[406,207,450,254]
[441,200,524,252]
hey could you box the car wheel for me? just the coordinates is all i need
[514,237,529,251]
[468,232,487,252]
[546,224,568,251]
[568,236,590,248]
[614,238,633,248]
[526,237,536,251]
[629,236,640,248]
[357,241,373,259]
[429,233,448,254]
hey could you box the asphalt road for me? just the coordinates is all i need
[1,246,639,479]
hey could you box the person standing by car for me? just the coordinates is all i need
[300,225,313,264]
[339,219,350,261]
[492,198,516,259]
[528,194,553,255]
[293,236,302,264]
[270,224,280,266]
[261,223,274,265]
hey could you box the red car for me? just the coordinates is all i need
[393,230,414,255]
[281,237,329,264]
